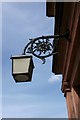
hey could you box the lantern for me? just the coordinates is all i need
[11,55,34,82]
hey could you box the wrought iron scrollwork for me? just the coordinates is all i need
[23,30,69,64]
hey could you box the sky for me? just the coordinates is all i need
[0,2,2,120]
[2,2,68,118]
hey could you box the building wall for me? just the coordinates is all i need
[62,3,80,118]
[46,2,80,118]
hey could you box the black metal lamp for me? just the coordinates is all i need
[11,30,69,83]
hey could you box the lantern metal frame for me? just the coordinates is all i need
[23,30,69,64]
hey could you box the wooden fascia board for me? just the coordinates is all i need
[52,2,64,74]
[46,1,55,17]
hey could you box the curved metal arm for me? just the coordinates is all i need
[23,30,69,64]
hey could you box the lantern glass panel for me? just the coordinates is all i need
[13,58,30,74]
[15,75,29,82]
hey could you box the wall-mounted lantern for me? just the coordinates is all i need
[11,30,69,83]
[11,55,34,83]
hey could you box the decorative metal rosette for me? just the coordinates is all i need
[23,35,58,63]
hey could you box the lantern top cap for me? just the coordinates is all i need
[10,55,33,59]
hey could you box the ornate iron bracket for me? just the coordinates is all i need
[23,30,69,64]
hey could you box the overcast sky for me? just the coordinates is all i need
[2,2,68,118]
